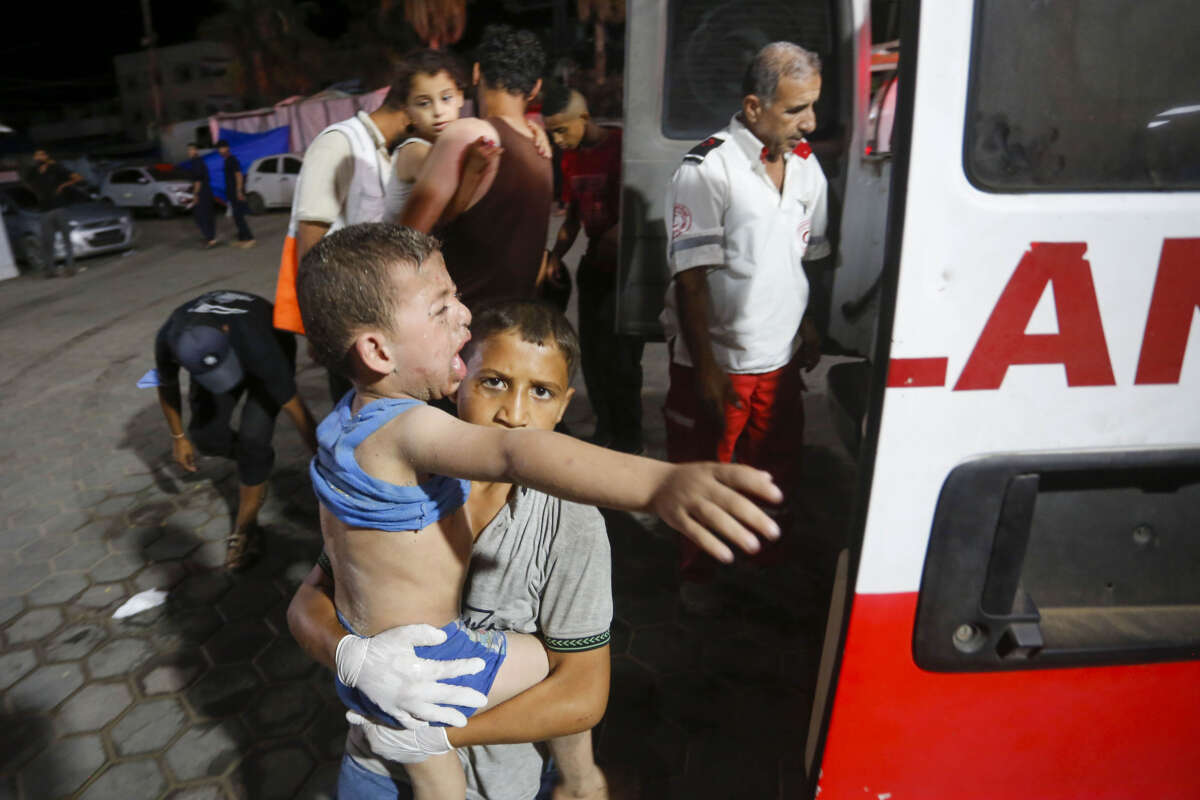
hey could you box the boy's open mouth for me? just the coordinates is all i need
[452,335,470,379]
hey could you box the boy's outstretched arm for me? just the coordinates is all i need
[399,408,783,562]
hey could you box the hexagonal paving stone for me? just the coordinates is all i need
[628,623,701,676]
[204,618,274,665]
[0,648,37,691]
[245,682,317,737]
[127,501,176,528]
[88,637,155,679]
[6,607,64,645]
[111,697,189,756]
[164,507,213,531]
[40,509,89,536]
[110,471,159,496]
[45,622,107,662]
[56,681,133,734]
[216,579,283,622]
[78,757,167,800]
[0,594,25,626]
[50,537,111,572]
[138,650,207,695]
[0,526,40,552]
[19,732,106,798]
[148,605,223,652]
[92,494,134,518]
[8,502,61,529]
[165,719,248,781]
[105,524,159,554]
[189,540,227,569]
[255,638,316,682]
[301,706,348,763]
[234,745,315,800]
[174,571,233,607]
[17,531,75,563]
[145,528,204,561]
[75,583,125,610]
[0,556,51,596]
[8,661,85,713]
[27,572,90,605]
[133,561,189,593]
[0,712,54,774]
[186,664,263,719]
[89,552,146,582]
[164,785,226,800]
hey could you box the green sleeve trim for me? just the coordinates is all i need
[317,549,333,578]
[544,630,611,653]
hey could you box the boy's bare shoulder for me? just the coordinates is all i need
[437,118,499,147]
[394,140,432,181]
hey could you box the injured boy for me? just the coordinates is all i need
[296,223,783,799]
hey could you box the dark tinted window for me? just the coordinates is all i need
[965,0,1200,191]
[256,158,278,174]
[662,0,836,140]
[283,157,302,175]
[110,170,142,184]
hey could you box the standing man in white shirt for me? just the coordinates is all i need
[271,83,411,400]
[662,41,830,596]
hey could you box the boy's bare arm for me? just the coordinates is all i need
[287,564,342,668]
[399,118,498,232]
[397,407,782,562]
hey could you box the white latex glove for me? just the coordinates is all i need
[346,711,453,764]
[336,624,488,728]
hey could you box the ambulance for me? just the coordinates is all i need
[619,0,1200,796]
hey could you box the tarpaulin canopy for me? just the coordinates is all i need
[181,125,290,202]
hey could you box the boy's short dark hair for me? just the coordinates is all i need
[215,139,230,149]
[476,24,545,97]
[466,300,580,381]
[297,223,441,377]
[383,48,468,110]
[186,142,200,149]
[539,81,573,118]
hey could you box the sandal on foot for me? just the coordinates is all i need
[224,527,260,571]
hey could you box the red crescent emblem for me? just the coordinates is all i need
[672,204,693,239]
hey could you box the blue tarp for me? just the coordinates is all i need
[178,125,290,202]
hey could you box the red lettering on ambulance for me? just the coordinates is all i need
[1134,238,1200,385]
[954,242,1116,391]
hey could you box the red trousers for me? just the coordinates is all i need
[664,359,805,580]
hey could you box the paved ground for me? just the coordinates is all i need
[0,211,856,799]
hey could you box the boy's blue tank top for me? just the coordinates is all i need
[310,391,469,530]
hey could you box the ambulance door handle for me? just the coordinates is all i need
[980,474,1039,617]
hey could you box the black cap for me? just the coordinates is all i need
[173,324,243,393]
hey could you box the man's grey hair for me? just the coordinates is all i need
[741,42,822,105]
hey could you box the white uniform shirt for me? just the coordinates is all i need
[293,111,393,225]
[662,114,829,374]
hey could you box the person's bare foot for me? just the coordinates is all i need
[224,525,261,571]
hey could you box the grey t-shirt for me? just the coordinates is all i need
[347,487,613,800]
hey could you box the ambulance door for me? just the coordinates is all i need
[808,1,1200,797]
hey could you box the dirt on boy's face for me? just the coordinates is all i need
[457,330,574,431]
[384,252,473,400]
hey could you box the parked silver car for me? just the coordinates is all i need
[0,184,135,272]
[99,165,194,218]
[244,154,302,214]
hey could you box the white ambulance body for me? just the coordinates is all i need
[619,0,1200,796]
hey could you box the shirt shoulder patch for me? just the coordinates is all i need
[683,136,726,163]
[792,140,813,159]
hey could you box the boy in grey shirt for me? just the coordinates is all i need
[289,301,614,799]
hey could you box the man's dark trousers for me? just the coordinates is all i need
[230,200,254,241]
[39,208,74,275]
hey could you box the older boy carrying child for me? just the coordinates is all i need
[296,224,781,798]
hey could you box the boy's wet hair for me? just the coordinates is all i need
[384,48,468,109]
[297,223,440,377]
[476,24,545,97]
[465,300,580,381]
[539,81,574,118]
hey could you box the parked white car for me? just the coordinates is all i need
[244,154,302,214]
[100,165,195,218]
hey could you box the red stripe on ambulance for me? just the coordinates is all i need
[817,593,1200,799]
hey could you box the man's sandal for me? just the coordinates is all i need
[224,527,261,571]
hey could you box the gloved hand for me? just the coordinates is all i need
[336,624,488,728]
[346,711,453,764]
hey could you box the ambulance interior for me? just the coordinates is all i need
[618,0,1198,791]
[615,0,902,789]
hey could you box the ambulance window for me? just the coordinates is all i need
[964,0,1200,191]
[661,0,837,141]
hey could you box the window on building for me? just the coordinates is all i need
[965,0,1200,191]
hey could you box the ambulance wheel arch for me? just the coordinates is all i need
[810,1,1200,797]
